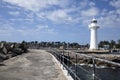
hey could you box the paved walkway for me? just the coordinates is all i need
[0,49,67,80]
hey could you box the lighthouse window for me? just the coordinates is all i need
[93,20,97,23]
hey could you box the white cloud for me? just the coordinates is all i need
[36,25,56,34]
[110,0,120,8]
[3,0,41,12]
[8,11,20,16]
[9,18,34,23]
[4,0,97,24]
[37,12,46,19]
[81,7,99,17]
[3,0,120,29]
[110,0,120,14]
[26,12,34,19]
[17,25,56,35]
[116,9,120,14]
[3,0,70,12]
[79,0,96,9]
[0,19,56,36]
[3,0,73,23]
[79,0,88,8]
[89,2,95,6]
[101,0,108,1]
[97,0,120,28]
[36,9,72,23]
[0,26,14,36]
[47,10,72,22]
[99,12,120,28]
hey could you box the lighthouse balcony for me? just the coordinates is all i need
[89,24,99,29]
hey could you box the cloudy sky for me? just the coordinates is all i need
[0,0,120,44]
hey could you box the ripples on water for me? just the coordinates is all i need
[70,64,120,80]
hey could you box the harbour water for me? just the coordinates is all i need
[70,65,120,80]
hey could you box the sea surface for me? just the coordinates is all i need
[70,64,120,80]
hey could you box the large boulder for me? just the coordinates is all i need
[0,53,7,61]
[0,47,8,54]
[11,48,24,55]
[19,43,28,53]
[3,47,7,54]
[112,59,120,63]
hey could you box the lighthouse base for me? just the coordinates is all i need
[82,49,109,54]
[89,48,99,51]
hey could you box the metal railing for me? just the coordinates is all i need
[48,49,81,80]
[48,48,120,80]
[48,49,102,80]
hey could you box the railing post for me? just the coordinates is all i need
[92,58,95,80]
[75,53,78,80]
[67,52,70,76]
[62,52,65,70]
[60,53,62,66]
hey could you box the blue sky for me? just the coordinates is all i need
[0,0,120,44]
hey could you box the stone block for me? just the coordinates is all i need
[3,47,8,54]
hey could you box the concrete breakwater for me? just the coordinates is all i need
[0,49,68,80]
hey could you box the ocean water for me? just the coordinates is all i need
[70,65,120,80]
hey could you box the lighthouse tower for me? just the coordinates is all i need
[88,18,99,50]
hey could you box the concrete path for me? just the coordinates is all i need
[0,49,67,80]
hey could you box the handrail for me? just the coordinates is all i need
[76,53,120,67]
[62,62,81,80]
[48,49,81,80]
[61,53,101,80]
[46,48,120,80]
[48,49,103,80]
[94,58,120,66]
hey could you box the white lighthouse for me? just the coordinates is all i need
[88,18,99,50]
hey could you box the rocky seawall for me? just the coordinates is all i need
[0,42,28,62]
